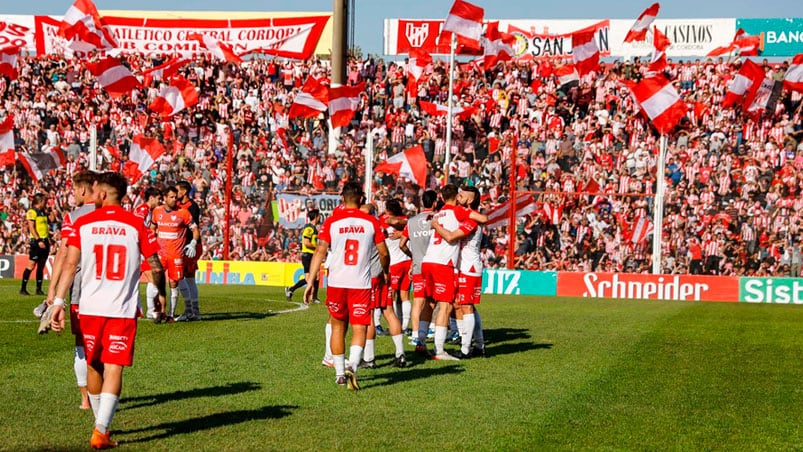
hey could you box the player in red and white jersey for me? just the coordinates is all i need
[431,186,487,359]
[151,186,199,321]
[176,181,203,321]
[421,184,477,360]
[38,171,98,411]
[50,172,166,450]
[382,199,412,333]
[304,182,389,391]
[133,187,163,319]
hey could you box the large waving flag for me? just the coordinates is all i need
[19,148,66,182]
[722,59,766,108]
[647,26,671,73]
[289,76,329,119]
[328,82,364,128]
[123,135,166,184]
[149,76,199,117]
[58,0,118,51]
[408,49,432,82]
[142,57,188,85]
[482,22,515,70]
[623,3,660,43]
[188,33,243,63]
[572,28,600,76]
[0,46,20,80]
[784,54,803,93]
[0,116,15,165]
[624,75,687,134]
[555,64,580,91]
[86,57,140,98]
[485,194,537,230]
[374,145,428,187]
[630,216,654,244]
[442,0,485,50]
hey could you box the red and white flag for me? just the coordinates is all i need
[647,26,671,73]
[19,148,66,182]
[572,29,600,76]
[542,201,563,225]
[783,54,803,93]
[631,216,654,244]
[58,0,118,51]
[623,3,660,43]
[442,0,485,49]
[408,49,432,82]
[0,115,13,166]
[374,145,428,187]
[746,78,783,118]
[142,57,188,85]
[289,76,329,119]
[187,33,243,64]
[555,64,580,90]
[86,57,140,99]
[482,22,515,70]
[722,59,765,108]
[732,29,761,56]
[625,75,687,134]
[149,76,199,117]
[485,194,537,230]
[328,82,365,128]
[0,46,20,80]
[419,100,450,116]
[123,135,166,184]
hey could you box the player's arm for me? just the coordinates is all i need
[399,235,412,258]
[386,216,408,231]
[46,238,70,304]
[431,219,467,244]
[469,211,488,224]
[377,241,390,275]
[304,240,329,304]
[50,245,80,333]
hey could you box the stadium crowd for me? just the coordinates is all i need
[1,52,802,276]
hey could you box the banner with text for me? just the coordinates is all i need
[482,269,557,296]
[34,14,329,59]
[0,254,15,279]
[557,272,740,302]
[195,260,302,287]
[736,18,803,57]
[275,193,341,229]
[740,277,803,304]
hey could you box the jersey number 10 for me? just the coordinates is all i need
[94,244,128,281]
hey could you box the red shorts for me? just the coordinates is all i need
[389,261,411,291]
[421,262,456,303]
[370,276,391,309]
[183,241,203,275]
[140,257,151,274]
[70,304,82,336]
[160,255,184,281]
[326,287,372,325]
[79,315,138,367]
[457,273,482,305]
[411,273,426,299]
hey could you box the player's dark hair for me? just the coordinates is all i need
[341,181,363,204]
[32,193,46,207]
[97,171,128,200]
[164,186,179,197]
[72,171,98,188]
[386,198,404,216]
[462,186,481,210]
[176,180,192,193]
[440,183,458,202]
[308,209,320,221]
[144,187,162,201]
[421,190,438,209]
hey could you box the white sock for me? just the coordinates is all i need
[473,310,484,349]
[333,354,345,377]
[324,323,333,359]
[89,393,101,420]
[461,313,475,354]
[169,289,178,316]
[363,339,375,361]
[417,320,429,344]
[391,334,404,357]
[456,318,465,337]
[74,346,87,387]
[348,345,363,373]
[146,283,158,313]
[373,309,381,328]
[401,300,411,330]
[434,326,447,355]
[95,393,119,434]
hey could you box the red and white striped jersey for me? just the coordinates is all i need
[319,207,384,289]
[423,204,475,267]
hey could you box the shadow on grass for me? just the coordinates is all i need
[117,405,297,443]
[197,312,276,322]
[483,327,532,343]
[359,364,465,389]
[486,341,553,358]
[119,382,262,410]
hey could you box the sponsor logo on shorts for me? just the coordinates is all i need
[354,307,367,317]
[84,334,96,351]
[434,283,446,295]
[109,341,128,353]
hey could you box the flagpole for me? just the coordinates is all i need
[444,33,457,185]
[223,127,234,261]
[506,134,517,270]
[89,124,97,171]
[364,131,374,203]
[652,134,667,274]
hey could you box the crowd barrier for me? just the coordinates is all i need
[2,255,801,304]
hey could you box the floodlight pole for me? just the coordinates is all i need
[444,34,456,184]
[652,134,667,274]
[364,132,374,203]
[329,0,348,156]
